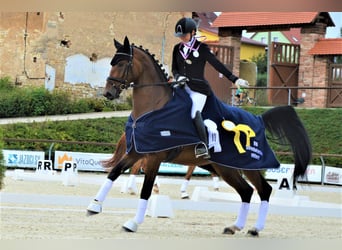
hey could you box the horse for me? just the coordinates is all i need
[101,132,220,197]
[101,133,160,195]
[87,36,312,237]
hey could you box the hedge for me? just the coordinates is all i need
[1,107,341,168]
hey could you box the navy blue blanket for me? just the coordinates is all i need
[125,88,280,170]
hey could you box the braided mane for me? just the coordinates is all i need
[133,44,169,82]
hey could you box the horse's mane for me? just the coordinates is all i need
[133,44,169,82]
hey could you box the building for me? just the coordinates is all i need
[0,12,188,97]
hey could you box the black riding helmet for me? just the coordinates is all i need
[174,17,197,37]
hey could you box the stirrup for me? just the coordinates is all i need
[195,143,210,159]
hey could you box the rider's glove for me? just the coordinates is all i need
[175,75,189,88]
[235,78,249,88]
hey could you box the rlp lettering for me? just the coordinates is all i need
[278,177,296,190]
[63,161,77,173]
[278,178,291,190]
[37,160,52,170]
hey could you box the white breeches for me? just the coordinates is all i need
[184,85,207,118]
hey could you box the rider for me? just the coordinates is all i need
[235,86,246,105]
[171,17,249,159]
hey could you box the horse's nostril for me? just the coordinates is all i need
[103,92,114,100]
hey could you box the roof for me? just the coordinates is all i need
[196,12,218,34]
[212,12,335,29]
[308,38,342,55]
[282,28,301,44]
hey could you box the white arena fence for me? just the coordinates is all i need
[2,149,341,186]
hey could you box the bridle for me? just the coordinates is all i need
[106,45,183,91]
[106,51,134,91]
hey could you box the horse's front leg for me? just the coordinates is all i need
[122,155,161,232]
[86,155,140,216]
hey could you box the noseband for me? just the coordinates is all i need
[106,51,134,91]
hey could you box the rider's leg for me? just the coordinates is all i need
[184,86,210,158]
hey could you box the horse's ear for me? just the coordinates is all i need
[124,36,130,49]
[114,39,122,49]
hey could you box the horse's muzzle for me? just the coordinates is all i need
[103,91,115,100]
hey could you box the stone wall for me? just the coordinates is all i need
[299,22,328,108]
[0,12,188,98]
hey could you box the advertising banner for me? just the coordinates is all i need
[323,166,341,185]
[265,164,322,183]
[54,151,112,172]
[2,149,45,169]
[159,162,210,175]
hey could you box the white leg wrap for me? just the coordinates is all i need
[212,176,219,190]
[94,178,113,202]
[180,179,190,192]
[127,175,136,189]
[234,202,250,229]
[254,200,269,231]
[134,199,148,224]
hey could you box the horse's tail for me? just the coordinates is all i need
[101,132,127,172]
[261,106,312,182]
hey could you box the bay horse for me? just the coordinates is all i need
[87,36,312,237]
[101,132,219,197]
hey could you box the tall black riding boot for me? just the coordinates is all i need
[193,111,210,159]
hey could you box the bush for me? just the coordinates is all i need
[0,127,5,190]
[0,77,132,118]
[251,52,267,74]
[0,76,14,91]
[256,72,267,87]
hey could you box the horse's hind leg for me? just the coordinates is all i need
[87,155,140,216]
[123,158,146,195]
[180,165,196,199]
[243,170,273,237]
[212,166,254,235]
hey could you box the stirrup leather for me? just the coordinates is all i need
[195,143,210,159]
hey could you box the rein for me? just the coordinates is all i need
[106,76,185,90]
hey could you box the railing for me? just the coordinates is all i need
[229,86,342,107]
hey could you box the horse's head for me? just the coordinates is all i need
[104,36,170,101]
[104,36,135,100]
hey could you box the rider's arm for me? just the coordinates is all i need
[204,44,239,84]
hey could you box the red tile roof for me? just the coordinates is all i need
[308,38,342,55]
[212,12,334,28]
[282,28,301,44]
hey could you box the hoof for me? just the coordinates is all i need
[222,225,241,235]
[86,210,100,216]
[86,200,102,216]
[122,219,138,232]
[247,228,259,237]
[181,191,189,199]
[153,184,160,194]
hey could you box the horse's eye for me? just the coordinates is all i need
[117,61,126,67]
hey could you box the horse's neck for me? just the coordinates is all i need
[131,84,172,119]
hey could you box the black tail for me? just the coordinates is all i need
[262,106,312,182]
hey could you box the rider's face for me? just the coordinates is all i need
[179,33,191,43]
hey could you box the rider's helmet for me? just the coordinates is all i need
[174,17,197,37]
